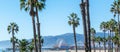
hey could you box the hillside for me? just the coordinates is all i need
[0,32,108,49]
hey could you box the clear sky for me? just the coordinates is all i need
[0,0,114,41]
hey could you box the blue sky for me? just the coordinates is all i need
[0,0,114,41]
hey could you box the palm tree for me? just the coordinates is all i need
[17,39,29,52]
[112,26,119,52]
[102,37,108,52]
[7,22,19,52]
[20,0,38,52]
[85,0,91,51]
[80,0,89,52]
[28,43,34,52]
[111,0,120,17]
[34,0,45,52]
[68,13,79,52]
[111,1,120,51]
[112,35,119,52]
[100,21,107,52]
[95,36,102,52]
[109,19,117,52]
[90,28,96,52]
[106,19,117,52]
[28,45,34,52]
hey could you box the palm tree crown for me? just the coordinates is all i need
[91,28,96,35]
[20,0,45,14]
[107,19,117,31]
[7,22,19,34]
[17,39,29,52]
[111,0,120,17]
[100,21,107,32]
[68,13,80,27]
[7,22,19,52]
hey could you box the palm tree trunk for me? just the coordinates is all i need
[111,31,114,52]
[118,14,120,36]
[86,0,91,52]
[80,0,88,52]
[35,4,41,52]
[103,31,106,52]
[29,48,33,52]
[12,30,15,52]
[30,1,38,52]
[73,25,77,52]
[116,45,118,52]
[118,14,120,52]
[99,42,101,52]
[110,30,112,52]
[93,39,95,52]
[32,16,38,52]
[108,30,111,52]
[34,0,42,52]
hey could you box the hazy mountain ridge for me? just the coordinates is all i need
[0,32,108,49]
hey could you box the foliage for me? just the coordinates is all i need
[68,13,80,27]
[7,22,19,34]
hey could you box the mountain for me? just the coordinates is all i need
[0,32,108,50]
[43,33,84,48]
[0,40,11,49]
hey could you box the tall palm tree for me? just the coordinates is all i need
[34,0,45,52]
[111,1,120,51]
[68,13,80,52]
[7,22,19,52]
[109,19,117,52]
[90,28,96,52]
[80,0,89,52]
[20,0,38,52]
[112,26,119,52]
[111,1,119,18]
[111,0,120,38]
[100,21,107,52]
[111,0,120,17]
[106,19,117,52]
[85,0,91,51]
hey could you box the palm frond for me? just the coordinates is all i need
[68,21,72,26]
[36,1,45,11]
[7,25,11,34]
